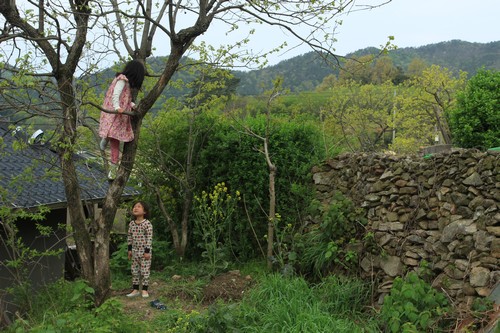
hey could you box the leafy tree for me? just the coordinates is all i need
[136,64,230,258]
[449,69,500,149]
[338,55,375,85]
[407,58,428,78]
[0,0,392,305]
[370,56,399,84]
[392,65,467,152]
[337,54,400,86]
[322,80,396,152]
[231,77,284,269]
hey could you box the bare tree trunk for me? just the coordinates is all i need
[265,138,277,270]
[154,187,182,254]
[432,104,452,144]
[180,192,192,257]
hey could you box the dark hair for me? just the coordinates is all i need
[117,60,145,89]
[132,201,150,218]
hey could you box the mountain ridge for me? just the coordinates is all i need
[233,39,500,95]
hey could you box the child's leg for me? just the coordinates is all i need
[99,137,109,150]
[126,254,141,297]
[109,138,120,164]
[131,255,141,289]
[141,257,152,293]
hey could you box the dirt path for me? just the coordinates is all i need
[112,270,254,321]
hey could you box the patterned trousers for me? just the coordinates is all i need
[131,252,151,287]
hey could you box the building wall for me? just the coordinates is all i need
[0,208,66,326]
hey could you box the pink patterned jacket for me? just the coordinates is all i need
[98,74,135,142]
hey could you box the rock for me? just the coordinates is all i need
[377,222,404,231]
[378,234,393,246]
[476,287,491,297]
[360,255,381,272]
[450,192,469,207]
[462,283,477,296]
[380,256,402,277]
[400,187,417,194]
[486,226,500,237]
[386,212,399,222]
[441,219,477,243]
[491,238,500,258]
[380,170,393,180]
[463,172,483,186]
[403,257,419,266]
[444,264,466,280]
[470,267,491,287]
[474,230,494,251]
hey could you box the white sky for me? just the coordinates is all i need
[190,0,500,67]
[5,0,499,70]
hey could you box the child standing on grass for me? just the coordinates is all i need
[98,59,145,179]
[126,201,153,298]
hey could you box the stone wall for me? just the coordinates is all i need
[312,149,499,307]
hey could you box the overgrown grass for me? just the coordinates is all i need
[140,272,381,333]
[3,262,382,333]
[233,273,380,333]
[3,279,142,333]
[9,259,485,333]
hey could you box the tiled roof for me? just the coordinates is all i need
[0,126,139,208]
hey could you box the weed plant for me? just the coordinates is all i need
[380,272,452,332]
[232,273,380,332]
[111,238,174,276]
[4,279,141,332]
[192,182,240,276]
[297,192,367,279]
[313,275,374,318]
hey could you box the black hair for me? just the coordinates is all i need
[132,201,150,218]
[117,60,145,89]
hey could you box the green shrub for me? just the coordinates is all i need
[110,239,173,276]
[5,280,141,333]
[380,272,451,332]
[297,192,367,278]
[449,68,500,149]
[196,115,324,261]
[110,241,130,276]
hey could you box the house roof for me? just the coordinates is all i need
[0,126,139,209]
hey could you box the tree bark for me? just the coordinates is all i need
[264,139,277,270]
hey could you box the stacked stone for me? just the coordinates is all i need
[312,149,499,308]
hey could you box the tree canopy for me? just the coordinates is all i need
[449,69,500,149]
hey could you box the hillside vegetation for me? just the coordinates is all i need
[234,40,500,95]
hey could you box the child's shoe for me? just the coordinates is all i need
[126,290,140,297]
[99,137,109,150]
[142,290,149,298]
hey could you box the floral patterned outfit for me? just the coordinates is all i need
[98,74,134,164]
[127,219,153,290]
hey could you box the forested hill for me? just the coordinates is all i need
[233,40,500,95]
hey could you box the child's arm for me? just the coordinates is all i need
[112,79,126,113]
[143,220,153,257]
[127,222,133,259]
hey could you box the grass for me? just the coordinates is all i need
[3,261,382,333]
[234,273,380,333]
